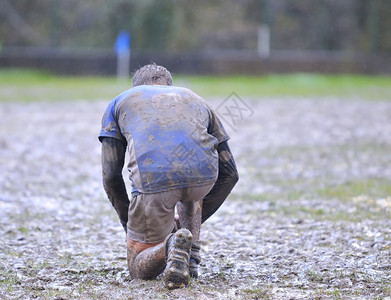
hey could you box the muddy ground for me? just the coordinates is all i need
[0,96,390,299]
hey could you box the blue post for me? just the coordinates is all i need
[114,31,131,79]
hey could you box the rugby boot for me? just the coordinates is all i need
[189,258,198,278]
[189,242,201,278]
[164,228,192,289]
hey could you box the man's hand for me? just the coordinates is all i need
[201,141,239,223]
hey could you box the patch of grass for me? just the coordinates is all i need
[251,198,389,222]
[325,289,342,299]
[377,283,391,297]
[242,286,271,299]
[0,269,24,293]
[239,142,391,210]
[306,270,324,283]
[17,226,29,234]
[1,68,390,102]
[315,179,391,201]
[239,178,391,221]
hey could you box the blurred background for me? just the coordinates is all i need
[0,0,390,76]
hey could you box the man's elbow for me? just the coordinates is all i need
[222,168,239,188]
[103,172,123,188]
[231,170,239,186]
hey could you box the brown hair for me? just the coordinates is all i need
[132,64,173,87]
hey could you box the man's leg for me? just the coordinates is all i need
[177,200,202,242]
[126,191,175,280]
[126,239,166,280]
[176,183,215,278]
[126,190,195,288]
[126,229,193,289]
[176,199,202,278]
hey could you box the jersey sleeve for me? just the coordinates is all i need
[98,98,126,143]
[207,105,230,144]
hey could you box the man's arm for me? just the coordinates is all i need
[202,141,239,223]
[101,137,130,232]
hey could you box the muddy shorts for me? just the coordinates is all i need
[127,183,215,244]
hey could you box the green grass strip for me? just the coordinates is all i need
[0,68,390,102]
[175,73,391,99]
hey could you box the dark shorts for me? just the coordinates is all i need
[127,183,215,244]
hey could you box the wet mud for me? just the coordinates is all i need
[0,97,390,299]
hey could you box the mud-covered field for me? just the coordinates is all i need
[1,96,390,299]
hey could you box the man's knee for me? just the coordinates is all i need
[127,238,160,253]
[126,238,163,279]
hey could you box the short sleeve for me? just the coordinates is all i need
[207,105,230,144]
[98,98,126,143]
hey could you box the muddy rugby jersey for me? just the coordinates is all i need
[99,85,229,195]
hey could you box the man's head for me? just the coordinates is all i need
[132,64,173,87]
